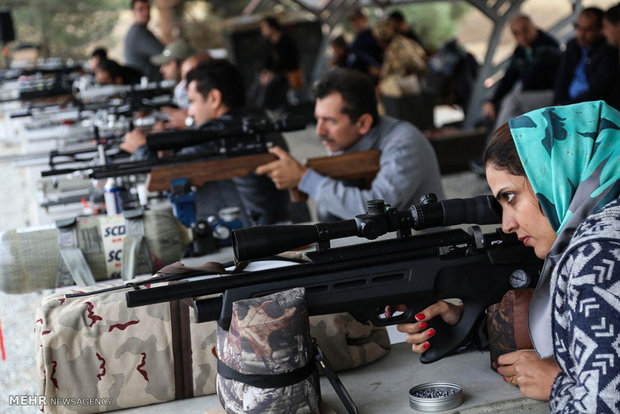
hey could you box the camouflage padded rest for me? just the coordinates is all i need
[231,257,392,373]
[216,287,321,414]
[35,281,218,413]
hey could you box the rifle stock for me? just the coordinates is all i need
[146,153,278,191]
[290,149,381,202]
[146,149,381,203]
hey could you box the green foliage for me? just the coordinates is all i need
[11,0,125,59]
[388,3,471,52]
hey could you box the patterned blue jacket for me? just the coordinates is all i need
[550,198,620,413]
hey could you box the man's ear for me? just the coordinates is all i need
[207,88,223,107]
[356,113,374,135]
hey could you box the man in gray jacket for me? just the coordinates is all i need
[124,0,164,81]
[257,68,444,221]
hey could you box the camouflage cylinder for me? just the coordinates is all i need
[216,287,320,413]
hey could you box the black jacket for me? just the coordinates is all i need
[554,37,620,105]
[491,30,561,106]
[263,32,300,73]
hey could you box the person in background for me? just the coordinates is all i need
[88,47,107,73]
[158,51,211,130]
[481,15,561,132]
[395,100,620,412]
[553,7,619,106]
[94,58,142,85]
[329,36,351,68]
[372,20,427,98]
[124,0,163,81]
[603,3,620,48]
[256,68,444,222]
[329,35,377,75]
[149,39,194,106]
[387,10,425,51]
[122,59,290,226]
[470,9,617,175]
[603,3,620,110]
[258,16,301,109]
[348,8,383,80]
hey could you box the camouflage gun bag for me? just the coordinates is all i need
[34,264,225,414]
[216,287,321,413]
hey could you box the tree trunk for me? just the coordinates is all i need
[154,0,183,44]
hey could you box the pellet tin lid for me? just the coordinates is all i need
[409,382,463,412]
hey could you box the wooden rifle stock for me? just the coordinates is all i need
[146,149,381,202]
[290,149,381,202]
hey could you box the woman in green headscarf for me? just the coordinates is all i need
[398,100,620,411]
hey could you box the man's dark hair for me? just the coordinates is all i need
[96,58,122,80]
[605,3,620,25]
[581,7,605,28]
[186,59,245,109]
[90,47,107,60]
[262,17,282,31]
[388,10,405,23]
[313,68,378,126]
[330,35,348,50]
[130,0,149,9]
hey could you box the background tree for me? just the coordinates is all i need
[7,0,125,59]
[388,3,471,52]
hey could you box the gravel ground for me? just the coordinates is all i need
[0,124,489,413]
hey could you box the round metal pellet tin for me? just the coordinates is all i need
[409,382,463,412]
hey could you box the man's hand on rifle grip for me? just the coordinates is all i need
[390,300,464,354]
[120,129,147,154]
[255,146,308,190]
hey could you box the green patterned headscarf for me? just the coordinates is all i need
[508,100,620,358]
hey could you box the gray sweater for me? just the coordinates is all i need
[124,24,163,81]
[299,115,444,221]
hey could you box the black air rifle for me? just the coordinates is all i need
[126,195,542,363]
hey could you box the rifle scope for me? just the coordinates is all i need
[232,194,502,261]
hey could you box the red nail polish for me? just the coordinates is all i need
[502,376,507,382]
[415,313,426,321]
[422,342,430,349]
[418,322,427,329]
[427,328,436,337]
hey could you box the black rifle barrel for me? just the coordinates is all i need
[146,116,310,152]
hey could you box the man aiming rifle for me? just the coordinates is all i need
[121,59,290,226]
[256,68,445,221]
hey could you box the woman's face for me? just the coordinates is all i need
[486,164,557,259]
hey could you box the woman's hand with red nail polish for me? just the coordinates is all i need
[396,300,464,354]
